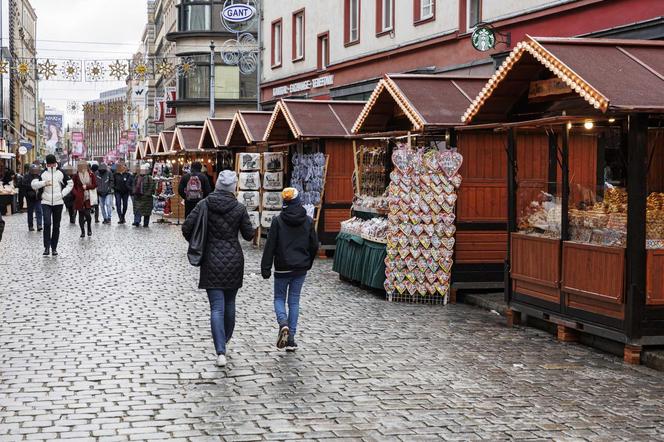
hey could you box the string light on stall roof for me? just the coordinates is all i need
[608,118,616,123]
[584,121,594,130]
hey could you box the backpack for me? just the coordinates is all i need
[185,175,203,201]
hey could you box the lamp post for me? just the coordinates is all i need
[209,41,215,118]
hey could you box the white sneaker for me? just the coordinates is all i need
[216,354,227,367]
[225,341,230,356]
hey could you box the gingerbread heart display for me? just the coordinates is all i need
[439,258,454,273]
[394,271,406,282]
[413,224,424,236]
[398,236,409,248]
[389,171,401,185]
[441,201,454,214]
[444,193,458,206]
[421,214,433,225]
[411,248,421,259]
[392,148,415,174]
[398,248,410,259]
[395,282,407,294]
[441,237,456,250]
[421,249,431,260]
[420,236,431,249]
[416,272,426,284]
[423,224,435,236]
[420,174,431,187]
[425,270,437,284]
[399,213,410,224]
[450,174,462,189]
[425,282,436,294]
[409,236,420,248]
[406,272,417,283]
[430,201,442,214]
[409,213,421,224]
[430,173,442,186]
[400,223,413,236]
[427,257,439,273]
[441,213,456,225]
[384,279,394,293]
[443,224,456,237]
[423,193,435,205]
[440,150,464,178]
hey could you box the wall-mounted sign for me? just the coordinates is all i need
[273,75,334,97]
[528,78,572,100]
[18,145,28,155]
[222,3,255,23]
[471,27,496,52]
[164,87,177,118]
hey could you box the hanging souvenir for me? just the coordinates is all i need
[263,152,284,171]
[239,153,260,171]
[247,211,260,230]
[261,211,281,229]
[263,172,283,190]
[239,171,261,190]
[237,191,260,210]
[262,192,283,210]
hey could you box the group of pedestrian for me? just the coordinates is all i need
[182,170,319,367]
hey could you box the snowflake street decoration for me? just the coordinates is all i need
[108,60,128,80]
[98,104,107,114]
[85,61,105,81]
[132,61,150,81]
[66,101,80,114]
[177,57,197,78]
[38,59,58,80]
[220,33,259,74]
[17,61,31,78]
[155,59,174,77]
[0,59,9,75]
[60,60,82,81]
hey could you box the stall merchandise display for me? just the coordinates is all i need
[518,192,562,239]
[261,211,281,229]
[239,172,261,190]
[247,211,260,230]
[153,177,174,216]
[262,192,283,210]
[340,217,388,243]
[356,145,387,197]
[352,194,389,215]
[291,153,325,206]
[383,146,463,301]
[239,153,260,171]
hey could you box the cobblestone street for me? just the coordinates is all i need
[2,212,664,441]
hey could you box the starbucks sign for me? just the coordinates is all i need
[471,26,496,52]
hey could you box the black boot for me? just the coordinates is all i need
[79,218,86,238]
[43,247,50,256]
[87,220,92,237]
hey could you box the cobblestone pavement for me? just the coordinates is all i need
[2,211,664,441]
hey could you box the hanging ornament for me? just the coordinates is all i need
[177,57,197,78]
[38,59,58,80]
[60,60,82,81]
[108,60,128,80]
[85,60,105,81]
[16,61,31,78]
[66,101,79,114]
[98,104,107,114]
[155,58,174,77]
[0,59,8,74]
[132,61,150,81]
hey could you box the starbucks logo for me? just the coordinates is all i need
[471,27,496,52]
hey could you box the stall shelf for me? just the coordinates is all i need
[263,99,366,248]
[352,74,522,288]
[463,35,664,362]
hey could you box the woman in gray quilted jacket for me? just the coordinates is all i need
[182,170,255,367]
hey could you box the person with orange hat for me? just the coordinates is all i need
[261,187,319,352]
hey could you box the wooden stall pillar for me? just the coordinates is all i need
[625,113,649,340]
[505,128,517,305]
[561,125,570,242]
[547,131,558,195]
[556,324,579,342]
[624,344,642,365]
[506,308,521,328]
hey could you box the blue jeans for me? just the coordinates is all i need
[99,194,113,221]
[206,289,238,355]
[274,274,306,338]
[27,200,42,230]
[115,193,129,220]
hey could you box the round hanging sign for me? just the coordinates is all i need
[18,146,27,155]
[221,0,258,34]
[471,26,496,52]
[222,4,255,23]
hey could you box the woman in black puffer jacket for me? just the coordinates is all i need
[182,170,255,367]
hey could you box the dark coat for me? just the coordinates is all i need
[113,172,134,195]
[182,190,255,290]
[95,170,114,196]
[178,171,212,201]
[133,174,155,217]
[72,172,98,210]
[22,173,41,202]
[261,203,319,278]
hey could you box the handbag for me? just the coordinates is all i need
[187,199,209,267]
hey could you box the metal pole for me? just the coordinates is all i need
[34,57,38,162]
[0,0,4,140]
[256,0,261,111]
[209,41,215,118]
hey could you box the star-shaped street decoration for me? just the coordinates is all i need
[155,59,174,77]
[132,61,150,81]
[109,60,127,80]
[0,59,9,75]
[17,62,30,78]
[38,59,58,80]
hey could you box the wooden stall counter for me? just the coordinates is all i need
[510,232,561,307]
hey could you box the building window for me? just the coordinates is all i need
[414,0,435,24]
[179,0,211,32]
[317,32,330,70]
[292,10,305,61]
[271,19,282,67]
[467,0,481,29]
[177,56,257,101]
[376,0,393,34]
[344,0,360,45]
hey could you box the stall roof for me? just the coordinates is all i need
[198,118,233,149]
[463,36,664,124]
[135,141,146,160]
[353,74,487,134]
[155,131,174,153]
[171,126,204,152]
[264,99,366,142]
[225,111,272,146]
[144,135,159,156]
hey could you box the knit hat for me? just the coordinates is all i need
[140,163,151,174]
[216,170,237,192]
[282,187,301,206]
[45,154,57,165]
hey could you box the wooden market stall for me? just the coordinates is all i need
[463,36,664,362]
[135,140,146,161]
[263,99,366,248]
[351,74,515,289]
[144,135,159,158]
[225,111,272,152]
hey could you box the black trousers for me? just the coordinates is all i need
[184,199,201,219]
[78,208,92,234]
[42,204,63,250]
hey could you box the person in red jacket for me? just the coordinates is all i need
[72,161,98,238]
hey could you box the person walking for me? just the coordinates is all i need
[261,188,319,352]
[95,163,114,224]
[22,164,43,232]
[182,170,255,367]
[178,161,211,219]
[113,162,133,224]
[133,164,155,227]
[62,165,77,224]
[90,164,100,223]
[72,161,98,238]
[31,154,73,256]
[16,167,25,213]
[1,170,16,216]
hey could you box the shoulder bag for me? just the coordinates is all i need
[187,199,209,267]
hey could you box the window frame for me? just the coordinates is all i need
[317,32,330,71]
[344,0,361,47]
[467,0,482,30]
[376,0,394,36]
[413,0,436,26]
[271,18,283,68]
[292,9,305,62]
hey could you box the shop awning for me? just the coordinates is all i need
[264,99,366,142]
[463,36,664,124]
[224,111,272,147]
[171,126,204,152]
[353,74,487,134]
[155,130,174,154]
[198,118,233,149]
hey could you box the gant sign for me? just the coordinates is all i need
[222,4,256,23]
